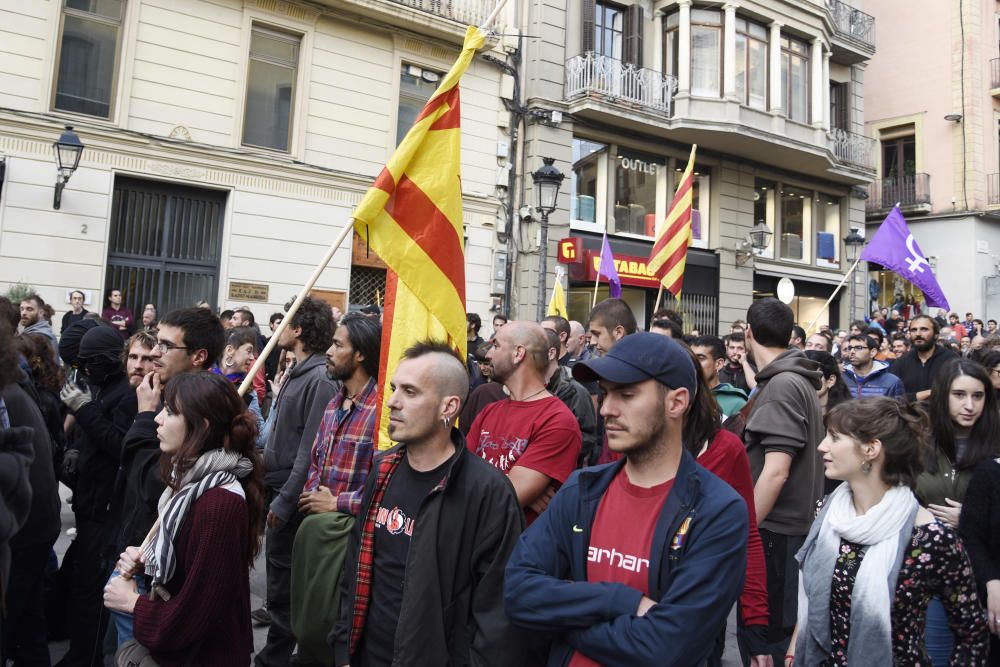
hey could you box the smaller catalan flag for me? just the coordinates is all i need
[648,145,697,297]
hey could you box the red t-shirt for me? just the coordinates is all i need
[467,395,581,524]
[569,468,673,667]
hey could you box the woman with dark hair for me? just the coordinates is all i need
[13,333,67,455]
[214,326,265,437]
[791,397,988,665]
[918,358,1000,664]
[681,347,770,667]
[977,350,1000,398]
[804,350,852,412]
[103,372,265,666]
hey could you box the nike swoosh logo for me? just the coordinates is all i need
[572,525,583,533]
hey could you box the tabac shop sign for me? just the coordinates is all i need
[583,250,660,289]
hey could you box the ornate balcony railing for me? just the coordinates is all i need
[866,174,932,212]
[565,52,677,116]
[826,0,875,50]
[827,129,876,170]
[386,0,502,28]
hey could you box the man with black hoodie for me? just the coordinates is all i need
[257,297,338,667]
[58,325,137,666]
[743,297,825,665]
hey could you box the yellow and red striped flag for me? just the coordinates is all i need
[352,26,485,449]
[648,144,697,297]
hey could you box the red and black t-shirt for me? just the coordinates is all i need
[569,468,673,667]
[357,455,448,667]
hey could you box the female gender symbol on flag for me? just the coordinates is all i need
[860,206,950,310]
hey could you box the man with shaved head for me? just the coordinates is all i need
[332,341,526,666]
[468,321,582,524]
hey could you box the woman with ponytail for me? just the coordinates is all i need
[103,372,265,666]
[791,397,988,666]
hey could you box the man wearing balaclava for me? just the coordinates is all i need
[59,325,138,666]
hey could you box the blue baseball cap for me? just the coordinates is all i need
[572,332,698,396]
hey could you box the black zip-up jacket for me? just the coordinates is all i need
[69,373,137,520]
[889,344,958,400]
[106,410,165,561]
[332,430,528,667]
[546,366,599,468]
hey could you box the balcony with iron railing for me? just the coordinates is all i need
[386,0,500,26]
[565,52,678,117]
[991,58,1000,94]
[865,173,932,216]
[826,0,875,60]
[827,129,876,171]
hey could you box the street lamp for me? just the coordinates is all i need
[844,227,865,321]
[735,222,774,266]
[532,157,564,321]
[53,125,84,210]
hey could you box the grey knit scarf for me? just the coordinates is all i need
[143,449,253,590]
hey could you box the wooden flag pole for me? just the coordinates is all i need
[654,283,665,313]
[592,270,602,308]
[803,254,864,336]
[480,0,509,31]
[237,222,355,397]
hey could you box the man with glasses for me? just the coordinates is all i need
[841,334,904,399]
[103,308,225,652]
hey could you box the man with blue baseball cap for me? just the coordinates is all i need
[504,332,749,666]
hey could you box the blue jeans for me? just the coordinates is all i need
[925,597,954,666]
[107,569,146,647]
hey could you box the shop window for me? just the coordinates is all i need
[396,63,444,147]
[735,18,768,110]
[243,25,300,151]
[753,179,777,259]
[571,138,607,225]
[779,185,811,262]
[780,36,809,122]
[53,0,125,119]
[613,150,661,236]
[815,195,841,269]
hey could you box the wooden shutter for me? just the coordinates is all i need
[830,82,849,131]
[624,4,644,67]
[582,0,596,53]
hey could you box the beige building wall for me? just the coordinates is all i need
[0,0,511,326]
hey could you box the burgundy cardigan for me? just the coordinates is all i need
[132,487,252,666]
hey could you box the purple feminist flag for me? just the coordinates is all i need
[599,233,622,298]
[860,206,950,310]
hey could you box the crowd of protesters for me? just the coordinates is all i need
[1,285,999,667]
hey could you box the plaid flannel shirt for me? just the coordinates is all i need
[349,448,403,654]
[303,377,378,516]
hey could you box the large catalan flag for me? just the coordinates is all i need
[648,144,697,297]
[353,26,486,448]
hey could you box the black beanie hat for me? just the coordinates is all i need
[59,319,102,366]
[78,326,125,361]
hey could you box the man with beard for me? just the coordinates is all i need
[20,293,58,358]
[123,331,157,389]
[467,321,581,524]
[890,314,958,401]
[257,297,338,666]
[58,326,138,665]
[290,314,381,665]
[504,333,748,666]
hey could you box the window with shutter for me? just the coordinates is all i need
[624,5,644,67]
[582,0,596,53]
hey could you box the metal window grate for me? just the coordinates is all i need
[106,177,226,315]
[349,266,387,309]
[679,292,718,336]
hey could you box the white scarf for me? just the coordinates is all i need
[797,483,917,664]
